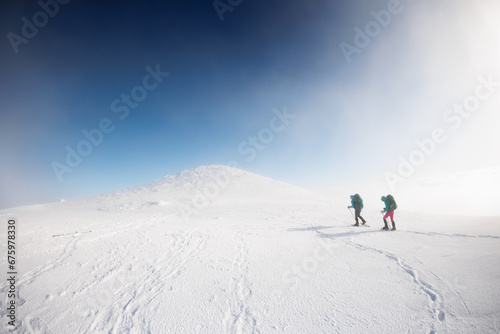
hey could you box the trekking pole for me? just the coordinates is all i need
[348,207,355,218]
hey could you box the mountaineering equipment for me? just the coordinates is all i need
[386,194,397,211]
[351,193,364,209]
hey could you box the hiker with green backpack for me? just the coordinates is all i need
[348,194,367,226]
[381,195,397,230]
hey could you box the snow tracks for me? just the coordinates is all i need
[87,229,208,333]
[222,231,259,334]
[308,223,449,334]
[1,218,208,334]
[346,240,447,334]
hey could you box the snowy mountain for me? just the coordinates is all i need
[1,165,499,333]
[85,165,328,214]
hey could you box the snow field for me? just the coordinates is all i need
[0,165,499,333]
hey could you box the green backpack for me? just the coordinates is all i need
[386,195,397,211]
[353,194,364,209]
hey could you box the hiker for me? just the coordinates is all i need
[381,195,397,230]
[348,194,366,226]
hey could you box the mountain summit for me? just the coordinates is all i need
[81,165,325,214]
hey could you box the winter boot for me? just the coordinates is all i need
[353,222,359,226]
[391,221,396,231]
[383,219,389,230]
[361,218,367,226]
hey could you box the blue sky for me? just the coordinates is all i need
[1,0,499,212]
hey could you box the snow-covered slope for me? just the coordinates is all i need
[0,165,499,333]
[85,165,327,213]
